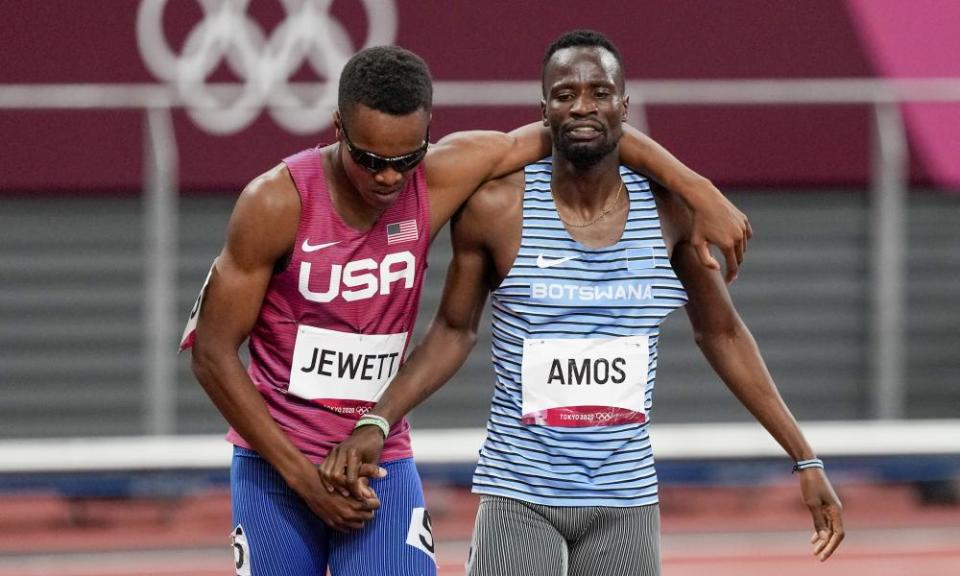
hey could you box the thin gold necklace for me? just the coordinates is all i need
[551,179,624,228]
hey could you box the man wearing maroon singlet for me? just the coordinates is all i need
[182,45,750,576]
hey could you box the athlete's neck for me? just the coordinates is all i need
[550,149,622,215]
[324,144,385,232]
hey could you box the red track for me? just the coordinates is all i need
[1,483,957,575]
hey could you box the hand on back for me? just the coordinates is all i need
[686,184,752,283]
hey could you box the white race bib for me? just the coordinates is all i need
[289,325,407,405]
[405,507,436,564]
[521,335,649,427]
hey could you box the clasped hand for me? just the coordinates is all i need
[287,427,387,532]
[315,425,389,530]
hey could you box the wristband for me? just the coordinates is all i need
[354,414,390,439]
[792,457,824,473]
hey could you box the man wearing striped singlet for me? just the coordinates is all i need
[183,43,754,576]
[324,31,844,575]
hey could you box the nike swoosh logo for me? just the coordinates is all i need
[301,240,340,252]
[536,254,578,268]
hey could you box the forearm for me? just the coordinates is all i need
[696,324,816,461]
[191,350,314,487]
[371,319,477,425]
[619,124,719,209]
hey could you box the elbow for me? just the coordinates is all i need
[449,325,480,354]
[692,328,712,352]
[189,336,224,385]
[463,328,480,352]
[189,346,213,384]
[432,317,479,354]
[456,320,479,346]
[692,319,741,351]
[695,174,715,189]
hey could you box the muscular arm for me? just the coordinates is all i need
[674,243,813,459]
[321,175,512,493]
[191,167,307,482]
[189,166,378,530]
[620,124,751,281]
[372,196,493,424]
[425,123,751,281]
[670,238,844,561]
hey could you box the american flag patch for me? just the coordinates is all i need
[386,219,419,245]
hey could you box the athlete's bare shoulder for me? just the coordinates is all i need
[225,163,300,268]
[240,163,300,217]
[453,171,524,279]
[461,170,525,225]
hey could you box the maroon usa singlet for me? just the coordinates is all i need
[226,147,430,463]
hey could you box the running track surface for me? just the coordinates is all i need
[0,483,957,575]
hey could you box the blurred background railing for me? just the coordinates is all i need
[3,80,959,442]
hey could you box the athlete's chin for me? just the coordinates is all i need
[557,138,617,166]
[557,142,612,167]
[363,188,402,208]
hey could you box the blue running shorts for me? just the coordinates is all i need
[230,446,436,576]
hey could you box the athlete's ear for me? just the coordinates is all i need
[333,110,343,139]
[541,99,548,126]
[621,94,629,123]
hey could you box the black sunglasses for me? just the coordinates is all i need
[341,124,430,174]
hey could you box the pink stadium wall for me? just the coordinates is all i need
[0,0,955,192]
[846,0,960,190]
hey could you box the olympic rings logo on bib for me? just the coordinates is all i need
[522,406,646,428]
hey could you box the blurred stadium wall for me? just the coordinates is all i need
[1,0,958,439]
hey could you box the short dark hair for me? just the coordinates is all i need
[541,29,625,93]
[338,46,433,123]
